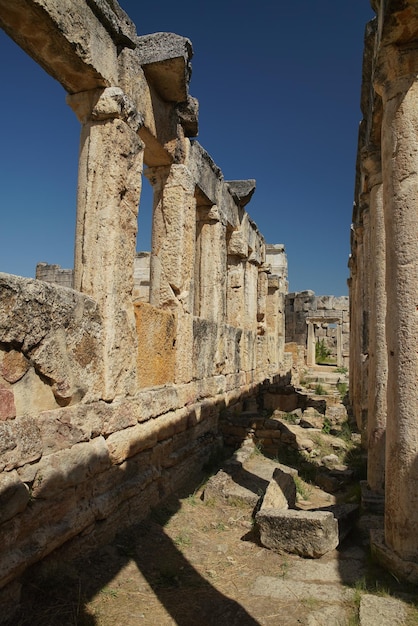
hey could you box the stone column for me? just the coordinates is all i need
[378,67,418,562]
[349,218,367,436]
[194,206,226,322]
[363,150,387,495]
[336,322,343,367]
[226,230,247,328]
[67,88,144,400]
[265,273,281,373]
[145,164,196,384]
[306,321,315,367]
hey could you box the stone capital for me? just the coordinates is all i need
[67,87,144,132]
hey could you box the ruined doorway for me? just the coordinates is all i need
[306,316,343,367]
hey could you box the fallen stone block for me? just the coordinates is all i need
[203,469,262,507]
[260,467,296,510]
[256,509,339,558]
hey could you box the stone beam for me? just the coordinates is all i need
[0,0,124,93]
[226,180,256,208]
[137,32,193,103]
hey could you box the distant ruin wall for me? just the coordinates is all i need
[36,262,74,289]
[0,0,288,610]
[285,291,349,367]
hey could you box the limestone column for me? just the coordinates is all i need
[349,219,367,436]
[306,321,315,367]
[336,322,343,368]
[226,230,247,328]
[67,88,144,400]
[145,164,196,384]
[377,55,418,561]
[194,205,226,323]
[364,150,387,495]
[265,274,281,374]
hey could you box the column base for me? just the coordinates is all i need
[371,529,418,584]
[360,480,385,514]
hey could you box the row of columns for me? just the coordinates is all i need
[68,86,286,395]
[351,5,418,573]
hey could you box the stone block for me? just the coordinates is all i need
[256,509,339,558]
[106,420,159,464]
[31,437,110,499]
[203,469,261,507]
[260,467,296,510]
[0,416,42,472]
[135,302,176,388]
[0,350,29,383]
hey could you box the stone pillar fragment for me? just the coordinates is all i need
[145,164,196,384]
[67,88,144,400]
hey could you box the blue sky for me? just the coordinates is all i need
[0,1,374,296]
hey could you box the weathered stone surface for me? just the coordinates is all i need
[251,575,353,603]
[256,509,339,557]
[359,594,408,626]
[13,367,60,416]
[260,467,297,510]
[106,420,159,465]
[0,349,29,383]
[371,529,418,585]
[227,180,256,208]
[137,32,193,103]
[0,416,42,472]
[0,274,103,403]
[318,503,359,543]
[0,385,15,421]
[135,302,176,388]
[0,471,30,524]
[31,437,110,499]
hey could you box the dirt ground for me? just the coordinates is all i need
[9,439,418,626]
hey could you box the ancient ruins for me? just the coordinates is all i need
[0,0,290,613]
[0,0,418,620]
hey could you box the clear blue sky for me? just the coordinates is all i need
[0,1,374,296]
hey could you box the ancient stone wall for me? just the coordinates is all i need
[36,262,74,289]
[351,0,418,582]
[0,0,288,610]
[285,291,349,368]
